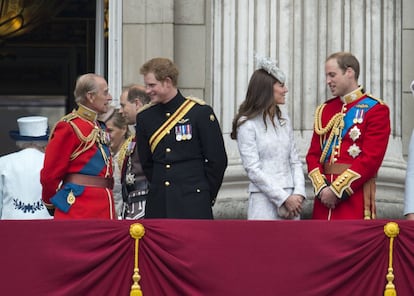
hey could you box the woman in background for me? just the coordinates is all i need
[105,109,132,218]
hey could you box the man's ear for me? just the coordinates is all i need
[345,67,355,79]
[135,99,143,110]
[86,92,94,103]
[164,76,174,87]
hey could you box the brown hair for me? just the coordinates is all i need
[140,57,179,86]
[326,52,360,80]
[128,84,150,104]
[230,69,282,139]
[105,109,130,139]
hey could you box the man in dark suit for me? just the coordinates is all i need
[136,57,228,219]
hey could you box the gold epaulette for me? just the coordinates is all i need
[186,96,206,105]
[61,110,78,122]
[48,111,78,140]
[138,102,156,114]
[367,93,386,105]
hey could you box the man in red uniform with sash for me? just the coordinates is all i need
[41,73,116,219]
[306,52,390,220]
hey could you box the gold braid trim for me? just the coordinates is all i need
[68,121,99,160]
[313,104,344,163]
[308,168,328,195]
[117,135,134,170]
[330,169,360,198]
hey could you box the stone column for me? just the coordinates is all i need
[212,0,404,219]
[122,0,174,86]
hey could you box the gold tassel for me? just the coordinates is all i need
[383,222,400,296]
[129,223,145,296]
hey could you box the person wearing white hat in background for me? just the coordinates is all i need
[403,80,414,219]
[0,116,52,219]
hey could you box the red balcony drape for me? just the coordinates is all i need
[1,219,413,296]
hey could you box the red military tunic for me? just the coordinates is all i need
[41,104,115,219]
[306,87,390,220]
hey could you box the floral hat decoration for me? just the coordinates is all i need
[255,53,286,84]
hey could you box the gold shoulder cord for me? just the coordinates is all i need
[69,122,111,177]
[313,104,344,163]
[117,135,134,170]
[68,122,99,160]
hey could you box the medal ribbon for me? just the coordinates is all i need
[149,99,196,153]
[323,97,378,161]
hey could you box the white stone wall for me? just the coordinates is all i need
[116,0,414,219]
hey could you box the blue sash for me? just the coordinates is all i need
[323,97,378,161]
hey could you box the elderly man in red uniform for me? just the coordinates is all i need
[41,73,115,219]
[306,52,391,220]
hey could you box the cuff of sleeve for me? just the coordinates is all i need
[308,168,328,195]
[330,169,360,198]
[42,201,55,209]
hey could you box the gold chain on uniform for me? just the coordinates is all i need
[68,121,111,177]
[314,104,345,163]
[117,135,134,171]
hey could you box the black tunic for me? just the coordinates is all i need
[136,91,228,219]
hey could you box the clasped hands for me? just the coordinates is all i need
[279,194,304,219]
[318,186,340,209]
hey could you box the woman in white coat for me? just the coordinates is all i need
[230,56,306,220]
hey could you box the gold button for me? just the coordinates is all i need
[166,164,171,169]
[166,148,171,153]
[165,181,170,186]
[166,112,171,117]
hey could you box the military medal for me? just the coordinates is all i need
[126,173,136,185]
[348,143,361,158]
[186,124,192,140]
[175,124,192,141]
[353,109,364,124]
[175,126,182,141]
[349,126,361,141]
[127,141,135,155]
[98,128,110,145]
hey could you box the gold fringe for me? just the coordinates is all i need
[129,223,145,296]
[383,222,400,296]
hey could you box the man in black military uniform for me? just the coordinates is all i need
[136,57,228,219]
[119,85,151,219]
